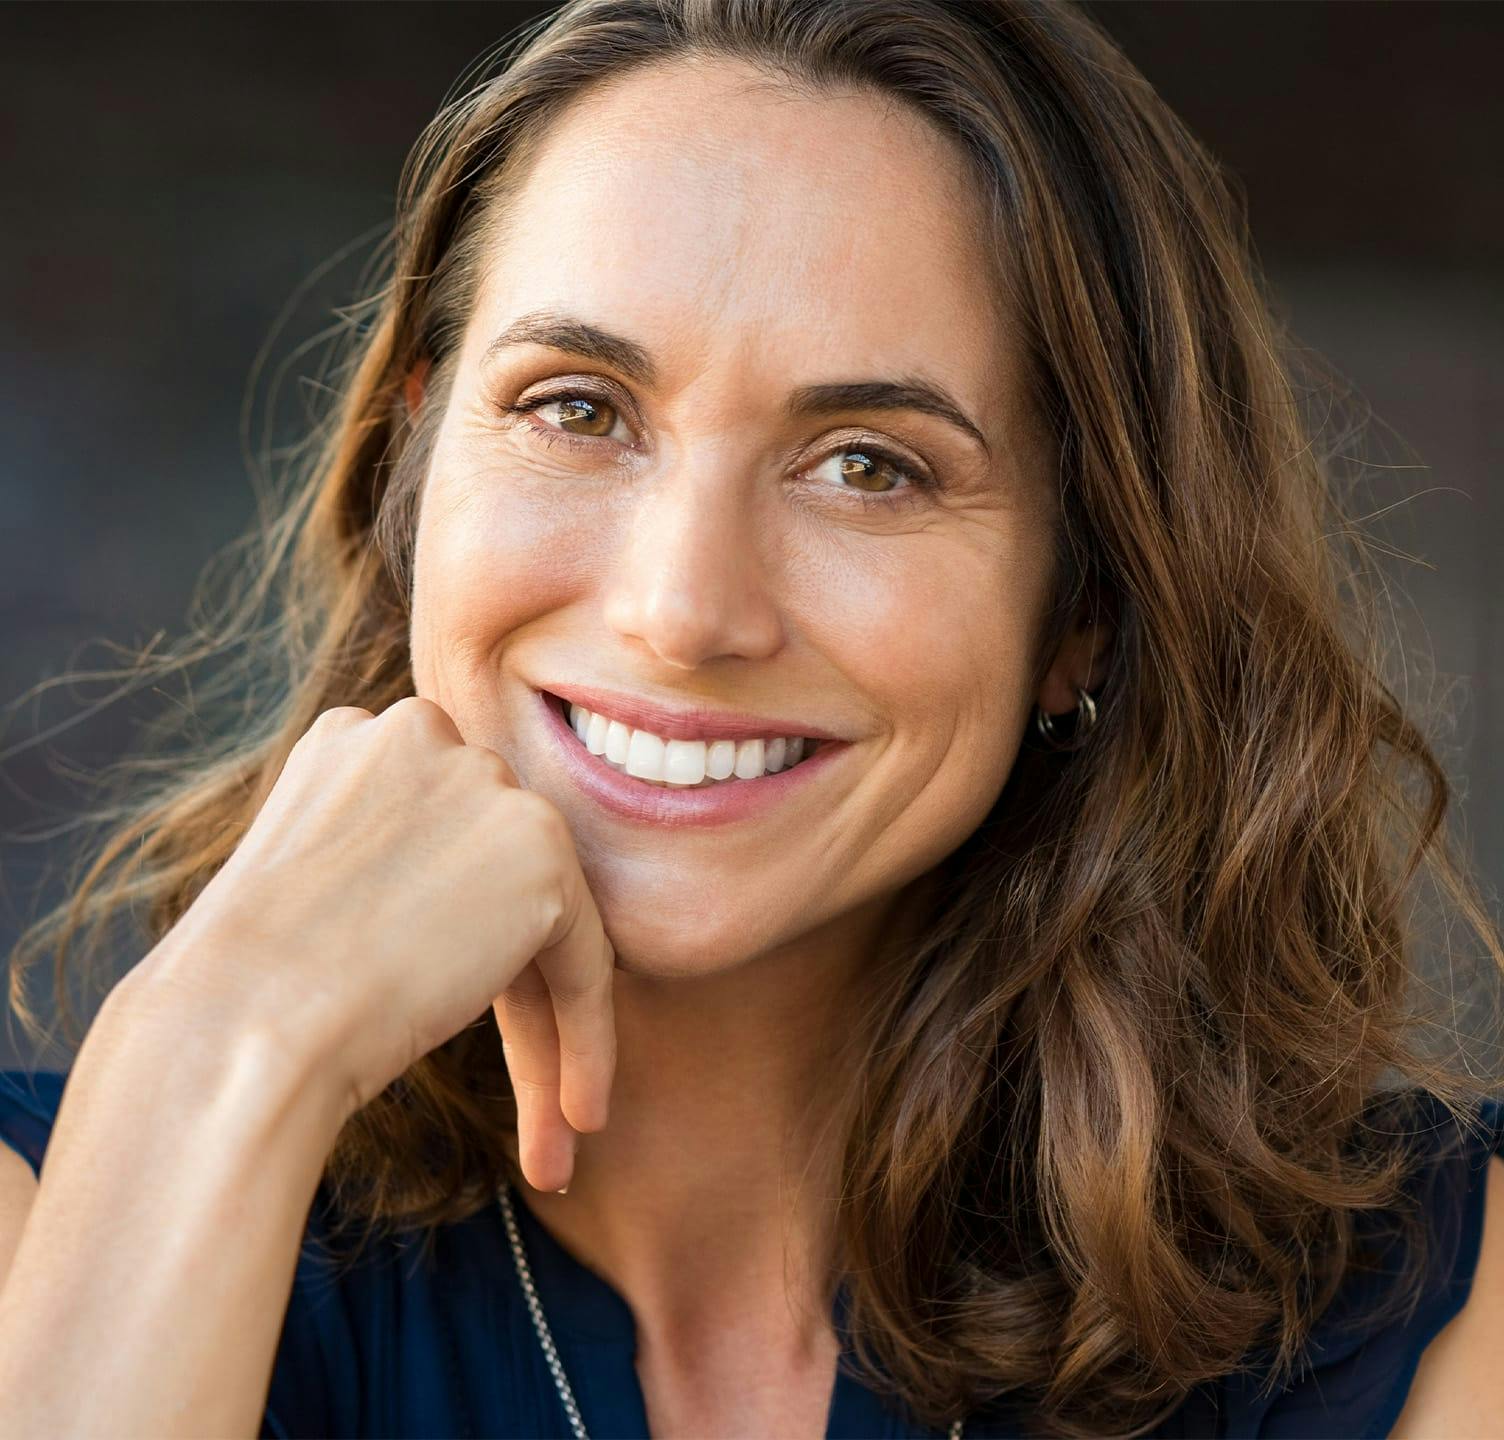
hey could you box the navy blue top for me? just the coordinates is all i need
[2,1067,1500,1438]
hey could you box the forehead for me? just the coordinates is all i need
[465,56,1016,430]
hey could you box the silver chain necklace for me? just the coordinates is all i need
[498,1182,965,1440]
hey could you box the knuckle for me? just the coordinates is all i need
[506,1071,556,1101]
[383,695,458,738]
[556,1033,606,1068]
[499,983,552,1018]
[547,973,596,1007]
[322,704,374,723]
[515,789,572,850]
[533,853,577,938]
[461,743,514,784]
[303,705,372,739]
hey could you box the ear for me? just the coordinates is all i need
[1035,599,1113,718]
[403,357,433,420]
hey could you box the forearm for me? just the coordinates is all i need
[0,970,349,1438]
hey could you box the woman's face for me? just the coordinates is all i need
[409,56,1084,977]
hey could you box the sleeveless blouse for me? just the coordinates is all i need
[2,1067,1500,1438]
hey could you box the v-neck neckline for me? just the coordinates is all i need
[501,1183,930,1438]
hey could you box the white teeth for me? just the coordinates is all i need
[625,729,666,782]
[563,701,814,786]
[732,737,765,780]
[706,739,736,780]
[662,738,706,786]
[605,719,631,764]
[584,712,610,755]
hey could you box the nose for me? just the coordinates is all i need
[601,455,785,670]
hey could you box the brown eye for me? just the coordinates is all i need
[505,388,622,439]
[838,449,903,493]
[803,442,937,511]
[551,394,617,437]
[505,387,630,447]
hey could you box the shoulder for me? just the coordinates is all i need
[0,1135,38,1289]
[1390,1149,1504,1437]
[1196,1088,1504,1440]
[0,1070,66,1289]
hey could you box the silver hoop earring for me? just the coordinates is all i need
[1033,685,1099,751]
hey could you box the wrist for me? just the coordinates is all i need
[94,948,357,1146]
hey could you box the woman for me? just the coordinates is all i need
[1,0,1501,1435]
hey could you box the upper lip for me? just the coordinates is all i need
[539,683,849,743]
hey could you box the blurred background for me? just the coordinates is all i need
[1,1,1500,1067]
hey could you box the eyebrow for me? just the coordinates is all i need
[483,310,991,459]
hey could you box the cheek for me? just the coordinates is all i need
[815,538,1029,745]
[409,460,610,695]
[810,536,1039,870]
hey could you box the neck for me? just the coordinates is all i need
[518,875,935,1358]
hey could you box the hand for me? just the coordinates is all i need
[127,695,615,1194]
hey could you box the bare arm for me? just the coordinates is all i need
[0,972,349,1439]
[0,1151,35,1294]
[0,698,617,1437]
[1390,1152,1504,1438]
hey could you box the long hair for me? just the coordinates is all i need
[8,2,1503,1434]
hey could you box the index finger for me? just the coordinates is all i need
[532,874,617,1135]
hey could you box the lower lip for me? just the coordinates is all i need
[536,689,851,828]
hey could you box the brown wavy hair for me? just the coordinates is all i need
[7,1,1503,1434]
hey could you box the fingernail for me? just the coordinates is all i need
[555,1131,578,1193]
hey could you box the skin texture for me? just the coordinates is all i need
[1390,1152,1504,1438]
[405,54,1104,1439]
[0,48,1493,1440]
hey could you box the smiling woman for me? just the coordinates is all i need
[2,1,1503,1438]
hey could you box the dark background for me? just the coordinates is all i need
[2,2,1501,1067]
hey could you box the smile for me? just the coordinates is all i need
[536,689,847,828]
[562,698,819,788]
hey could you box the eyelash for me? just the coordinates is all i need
[502,385,938,511]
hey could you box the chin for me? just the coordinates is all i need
[599,911,762,981]
[608,946,742,981]
[578,851,782,964]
